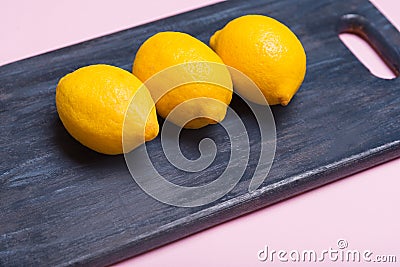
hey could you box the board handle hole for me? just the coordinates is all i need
[338,14,400,79]
[339,33,396,79]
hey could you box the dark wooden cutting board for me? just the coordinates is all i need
[1,0,399,266]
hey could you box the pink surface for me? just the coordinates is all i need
[2,0,400,266]
[0,0,220,66]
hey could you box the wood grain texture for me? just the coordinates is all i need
[1,0,400,266]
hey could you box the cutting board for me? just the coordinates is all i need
[1,0,400,266]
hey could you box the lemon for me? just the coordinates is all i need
[133,31,233,129]
[56,64,159,155]
[210,15,306,106]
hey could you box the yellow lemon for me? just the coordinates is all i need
[56,64,159,155]
[133,31,233,129]
[210,15,306,106]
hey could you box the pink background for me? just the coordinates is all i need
[2,0,399,266]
